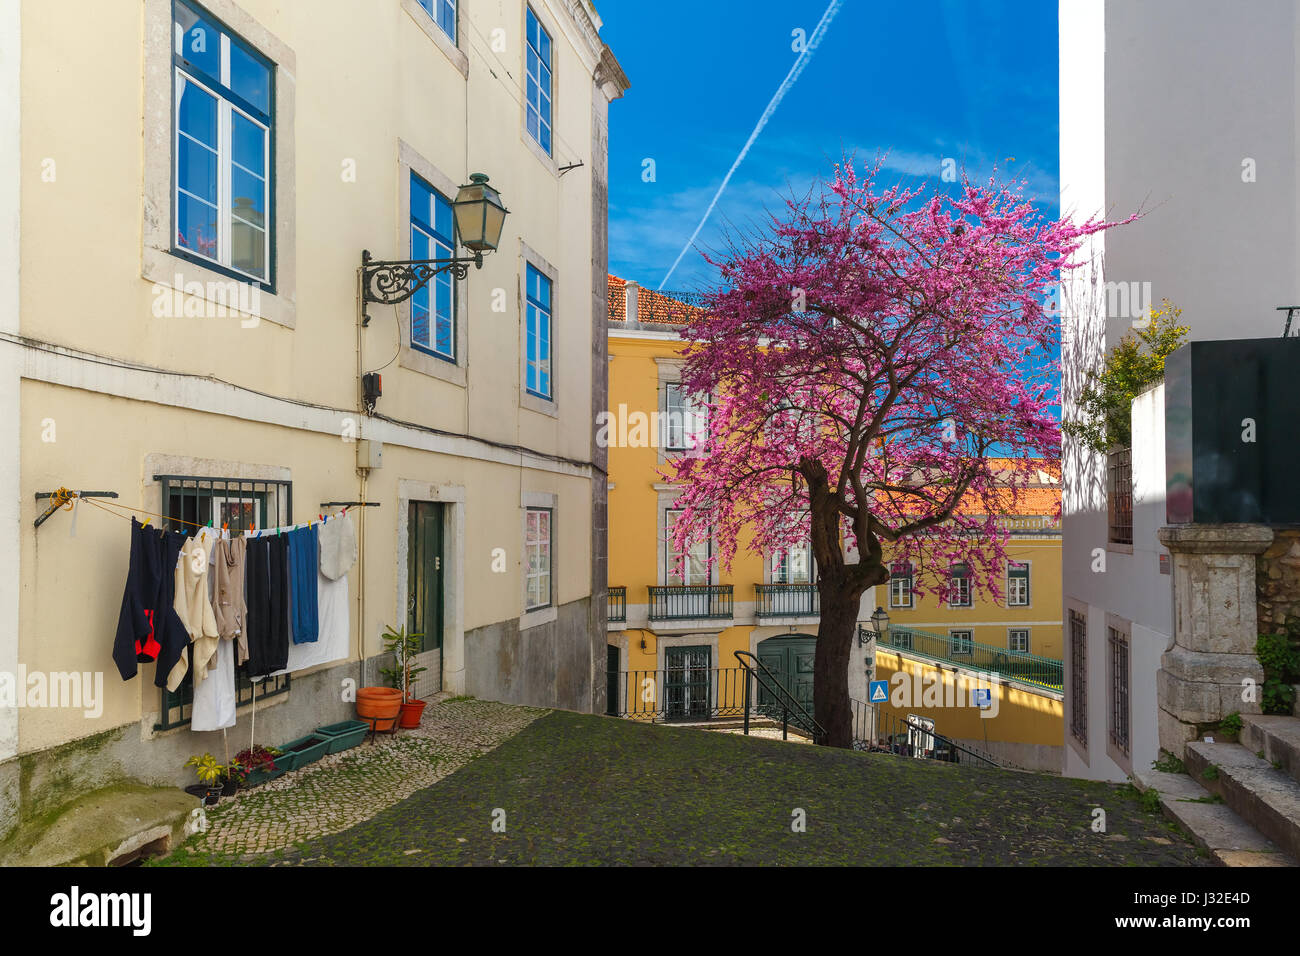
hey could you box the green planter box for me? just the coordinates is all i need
[276,735,331,771]
[242,765,285,787]
[314,720,369,754]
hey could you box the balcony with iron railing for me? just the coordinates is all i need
[647,584,733,621]
[754,583,819,619]
[607,586,627,624]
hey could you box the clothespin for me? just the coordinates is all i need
[318,513,323,523]
[142,516,151,528]
[222,521,228,532]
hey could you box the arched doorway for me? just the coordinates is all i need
[756,634,817,713]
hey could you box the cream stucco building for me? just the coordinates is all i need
[0,0,626,853]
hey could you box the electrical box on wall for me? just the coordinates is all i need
[357,439,383,470]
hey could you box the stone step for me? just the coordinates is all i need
[1132,768,1294,866]
[1184,741,1300,862]
[1241,714,1300,787]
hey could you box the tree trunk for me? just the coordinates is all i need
[814,584,860,748]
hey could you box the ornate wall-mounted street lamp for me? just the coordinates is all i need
[360,173,509,325]
[857,606,890,646]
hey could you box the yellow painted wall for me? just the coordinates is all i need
[884,535,1063,660]
[871,649,1064,747]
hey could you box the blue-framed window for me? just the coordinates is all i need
[525,264,552,399]
[172,0,274,286]
[524,6,552,155]
[417,0,456,42]
[410,172,457,361]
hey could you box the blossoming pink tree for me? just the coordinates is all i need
[667,161,1120,748]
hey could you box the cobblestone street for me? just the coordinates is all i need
[178,695,546,857]
[157,701,1209,867]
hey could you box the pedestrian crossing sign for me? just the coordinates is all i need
[869,680,889,703]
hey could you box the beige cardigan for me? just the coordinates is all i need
[167,535,221,692]
[212,536,248,664]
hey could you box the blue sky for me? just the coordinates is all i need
[599,0,1060,294]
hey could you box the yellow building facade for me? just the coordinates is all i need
[605,278,1064,770]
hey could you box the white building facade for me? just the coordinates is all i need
[1059,0,1299,780]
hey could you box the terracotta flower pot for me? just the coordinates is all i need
[398,698,427,729]
[356,686,403,732]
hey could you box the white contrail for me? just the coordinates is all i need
[657,0,845,290]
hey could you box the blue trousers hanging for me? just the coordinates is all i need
[288,524,320,644]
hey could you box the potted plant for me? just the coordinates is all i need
[232,745,282,787]
[357,626,407,733]
[184,753,226,806]
[381,624,427,728]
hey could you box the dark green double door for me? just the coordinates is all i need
[757,636,816,714]
[407,503,444,680]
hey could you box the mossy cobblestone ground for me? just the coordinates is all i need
[158,702,1209,866]
[163,695,544,857]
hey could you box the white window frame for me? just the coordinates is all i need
[950,629,973,656]
[172,17,272,284]
[948,573,972,609]
[524,4,553,155]
[889,561,914,609]
[524,506,552,611]
[1008,628,1030,654]
[770,542,812,585]
[1007,560,1031,607]
[661,382,708,452]
[665,507,710,586]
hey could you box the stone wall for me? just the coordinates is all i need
[1258,529,1300,635]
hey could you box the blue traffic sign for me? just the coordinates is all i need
[971,688,993,708]
[869,680,889,703]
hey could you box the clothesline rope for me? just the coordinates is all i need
[74,492,346,531]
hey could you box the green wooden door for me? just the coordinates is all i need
[606,645,620,716]
[664,645,711,720]
[407,502,444,655]
[756,636,817,714]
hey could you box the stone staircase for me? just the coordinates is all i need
[1136,714,1300,866]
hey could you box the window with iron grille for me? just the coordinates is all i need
[1108,624,1130,756]
[1007,560,1030,606]
[154,474,292,731]
[1108,447,1133,545]
[1069,608,1087,746]
[889,561,913,608]
[891,630,913,650]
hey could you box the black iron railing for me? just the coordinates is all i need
[1107,446,1133,545]
[608,666,751,722]
[849,698,1003,768]
[608,586,626,623]
[734,650,826,744]
[154,474,293,730]
[754,583,819,618]
[648,584,733,620]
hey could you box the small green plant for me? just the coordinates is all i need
[1177,794,1223,805]
[184,753,224,786]
[1062,301,1189,453]
[380,624,427,701]
[1201,764,1220,782]
[1257,632,1300,715]
[1151,751,1186,775]
[1219,712,1243,737]
[1137,787,1162,814]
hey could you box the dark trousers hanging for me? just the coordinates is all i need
[245,535,289,677]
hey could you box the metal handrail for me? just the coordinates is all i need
[870,625,1064,692]
[734,650,826,744]
[849,697,1008,769]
